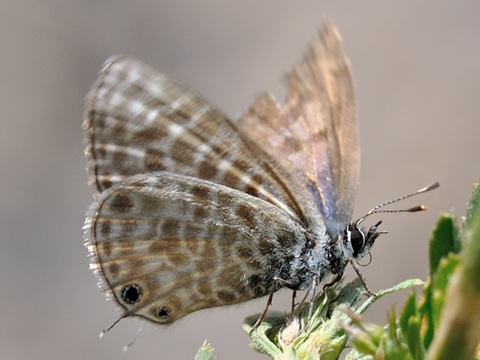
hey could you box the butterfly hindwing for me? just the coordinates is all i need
[85,172,307,323]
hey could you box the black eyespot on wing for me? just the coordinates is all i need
[121,284,143,304]
[155,306,171,319]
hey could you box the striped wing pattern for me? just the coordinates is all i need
[86,173,307,323]
[83,56,318,226]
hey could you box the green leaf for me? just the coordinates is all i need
[243,281,360,360]
[243,277,417,360]
[418,277,434,350]
[464,182,480,232]
[461,204,480,293]
[427,189,480,360]
[405,316,425,360]
[431,254,460,327]
[243,312,284,358]
[383,312,414,360]
[357,278,424,315]
[194,341,215,360]
[420,216,461,349]
[399,292,418,342]
[344,311,385,357]
[344,279,423,360]
[428,215,460,276]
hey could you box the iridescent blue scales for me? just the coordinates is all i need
[83,23,396,325]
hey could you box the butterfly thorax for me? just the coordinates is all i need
[274,226,343,292]
[292,220,382,291]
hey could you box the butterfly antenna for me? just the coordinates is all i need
[356,181,439,226]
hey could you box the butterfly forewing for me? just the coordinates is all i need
[83,56,319,226]
[86,172,307,323]
[238,23,358,237]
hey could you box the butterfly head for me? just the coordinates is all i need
[348,220,383,261]
[346,181,440,264]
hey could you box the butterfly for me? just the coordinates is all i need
[83,22,437,327]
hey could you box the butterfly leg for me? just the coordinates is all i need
[349,259,376,296]
[307,274,319,322]
[322,272,343,291]
[250,276,298,332]
[290,290,297,314]
[250,291,274,332]
[274,278,304,315]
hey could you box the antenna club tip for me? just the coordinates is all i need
[422,181,440,192]
[409,205,428,212]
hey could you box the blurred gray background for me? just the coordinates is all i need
[1,1,479,359]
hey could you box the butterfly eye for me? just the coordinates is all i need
[154,306,171,320]
[349,227,366,257]
[121,284,143,304]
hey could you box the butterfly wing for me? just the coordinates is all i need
[85,172,307,323]
[83,55,321,228]
[83,22,357,324]
[238,23,358,238]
